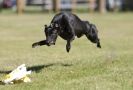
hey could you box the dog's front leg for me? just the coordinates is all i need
[32,40,47,48]
[66,40,71,53]
[66,37,75,53]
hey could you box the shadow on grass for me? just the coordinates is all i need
[0,63,72,74]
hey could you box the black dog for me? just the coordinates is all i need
[32,12,101,52]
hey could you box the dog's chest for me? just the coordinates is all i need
[59,30,73,40]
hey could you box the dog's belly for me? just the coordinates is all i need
[59,32,73,40]
[74,28,84,38]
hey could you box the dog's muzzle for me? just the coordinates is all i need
[46,41,55,46]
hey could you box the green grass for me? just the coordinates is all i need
[0,12,133,90]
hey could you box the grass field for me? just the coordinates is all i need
[0,12,133,90]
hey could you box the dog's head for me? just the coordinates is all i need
[44,23,59,46]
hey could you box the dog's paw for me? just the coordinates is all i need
[32,43,38,48]
[66,49,70,53]
[97,42,101,48]
[66,45,71,53]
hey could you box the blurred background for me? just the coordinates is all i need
[0,1,133,90]
[0,0,133,14]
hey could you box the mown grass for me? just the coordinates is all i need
[0,12,133,90]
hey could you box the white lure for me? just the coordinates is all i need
[2,64,32,84]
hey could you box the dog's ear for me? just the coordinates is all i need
[44,25,47,28]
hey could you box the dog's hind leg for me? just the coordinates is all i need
[85,33,101,48]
